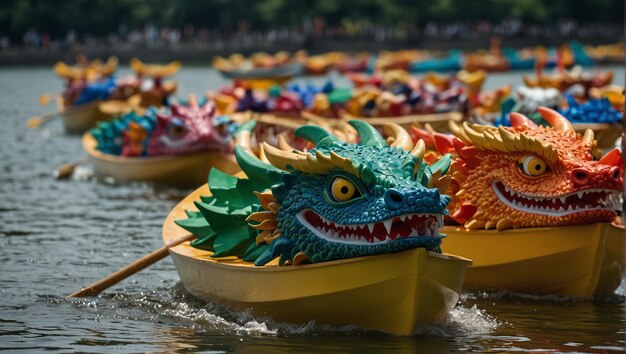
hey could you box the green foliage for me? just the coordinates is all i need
[1,0,621,39]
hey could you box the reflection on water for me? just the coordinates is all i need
[0,66,624,353]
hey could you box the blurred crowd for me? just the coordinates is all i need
[5,18,622,52]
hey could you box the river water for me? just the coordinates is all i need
[0,66,625,353]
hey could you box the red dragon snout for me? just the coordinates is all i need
[571,148,623,189]
[571,166,621,187]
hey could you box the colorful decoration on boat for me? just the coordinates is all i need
[559,95,623,124]
[55,56,179,111]
[492,89,622,127]
[91,96,233,157]
[176,121,453,266]
[446,107,623,230]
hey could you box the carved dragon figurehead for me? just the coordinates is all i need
[176,121,453,266]
[147,96,233,156]
[91,96,234,157]
[448,107,623,230]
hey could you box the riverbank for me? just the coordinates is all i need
[1,36,621,66]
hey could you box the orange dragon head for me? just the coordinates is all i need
[447,107,623,230]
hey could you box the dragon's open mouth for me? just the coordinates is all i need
[296,209,443,245]
[493,181,622,216]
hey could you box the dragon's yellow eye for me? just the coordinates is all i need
[330,177,358,202]
[518,155,549,177]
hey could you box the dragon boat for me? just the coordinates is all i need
[59,99,120,134]
[55,57,181,133]
[423,107,624,298]
[213,52,304,89]
[84,96,240,187]
[54,57,120,133]
[163,121,471,334]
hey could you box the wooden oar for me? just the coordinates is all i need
[27,111,59,129]
[54,157,88,179]
[39,93,59,106]
[68,233,195,298]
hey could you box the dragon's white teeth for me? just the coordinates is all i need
[400,215,407,222]
[437,215,444,227]
[367,223,375,233]
[384,235,392,242]
[383,219,393,234]
[577,191,584,199]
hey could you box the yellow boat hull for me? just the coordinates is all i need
[441,222,625,298]
[60,101,114,134]
[163,184,472,335]
[83,133,240,187]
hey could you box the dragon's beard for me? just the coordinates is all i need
[296,209,444,245]
[492,180,621,218]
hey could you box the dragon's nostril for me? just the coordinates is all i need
[390,193,403,203]
[571,168,591,186]
[384,189,406,209]
[610,166,621,181]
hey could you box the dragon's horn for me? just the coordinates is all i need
[537,106,574,132]
[582,129,595,151]
[383,123,413,151]
[349,120,386,148]
[409,139,426,164]
[510,112,538,129]
[262,142,359,176]
[294,125,338,148]
[277,133,295,151]
[234,120,256,154]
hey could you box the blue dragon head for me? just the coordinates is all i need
[177,120,452,266]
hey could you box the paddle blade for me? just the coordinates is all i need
[54,158,87,180]
[27,111,58,129]
[39,94,51,105]
[27,117,43,128]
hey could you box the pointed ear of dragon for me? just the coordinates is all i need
[599,148,623,171]
[453,138,481,168]
[433,133,455,155]
[410,126,435,149]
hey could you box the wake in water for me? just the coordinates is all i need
[158,286,500,337]
[463,288,626,304]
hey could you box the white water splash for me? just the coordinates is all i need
[413,304,500,336]
[164,302,278,336]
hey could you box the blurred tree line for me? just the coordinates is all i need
[1,0,623,39]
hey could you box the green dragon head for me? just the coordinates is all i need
[176,120,452,266]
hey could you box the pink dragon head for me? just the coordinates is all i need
[147,95,233,156]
